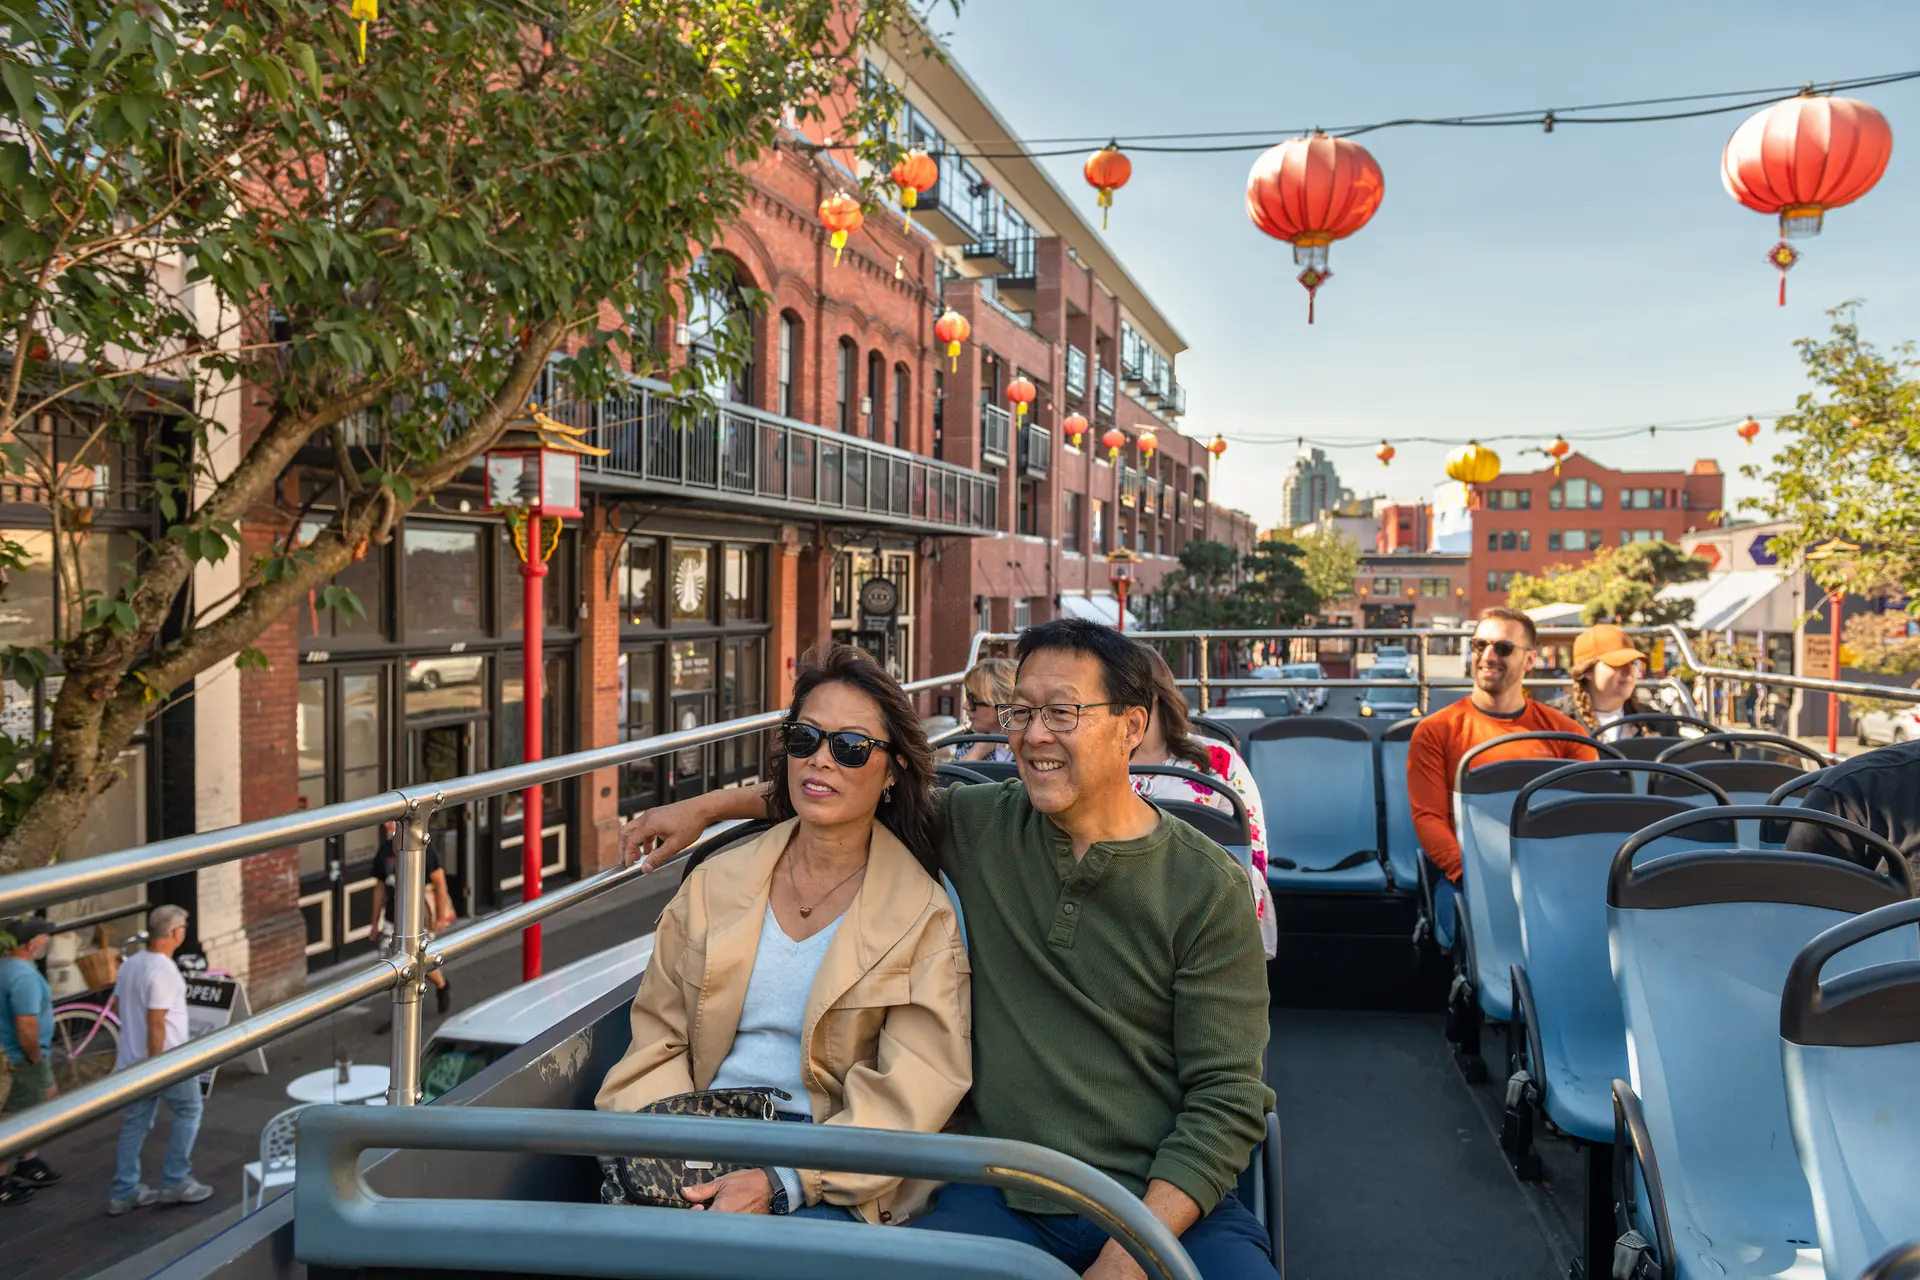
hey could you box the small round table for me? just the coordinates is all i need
[286,1064,391,1105]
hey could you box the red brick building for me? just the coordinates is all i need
[1376,503,1431,554]
[1470,454,1725,613]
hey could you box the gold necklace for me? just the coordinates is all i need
[787,853,866,918]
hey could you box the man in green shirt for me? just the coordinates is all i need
[627,620,1275,1279]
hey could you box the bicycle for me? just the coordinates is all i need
[46,931,145,1092]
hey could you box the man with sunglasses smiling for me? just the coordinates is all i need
[1406,606,1598,903]
[626,618,1276,1279]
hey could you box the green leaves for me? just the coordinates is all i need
[1507,541,1708,626]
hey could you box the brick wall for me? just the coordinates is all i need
[576,523,624,875]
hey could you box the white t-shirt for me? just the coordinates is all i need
[114,950,189,1068]
[1595,707,1627,743]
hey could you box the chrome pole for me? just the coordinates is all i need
[1197,633,1211,711]
[1416,632,1429,716]
[389,795,438,1107]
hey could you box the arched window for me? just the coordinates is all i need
[866,351,884,440]
[686,256,756,406]
[777,312,800,418]
[836,338,857,432]
[892,363,909,449]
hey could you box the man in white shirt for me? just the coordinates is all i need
[108,905,212,1215]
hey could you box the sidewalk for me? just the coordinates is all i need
[0,865,680,1280]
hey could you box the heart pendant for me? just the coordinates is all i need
[798,906,813,917]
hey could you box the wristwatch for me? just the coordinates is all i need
[764,1166,790,1215]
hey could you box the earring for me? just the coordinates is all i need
[882,783,894,803]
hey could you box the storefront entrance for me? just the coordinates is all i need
[408,720,482,917]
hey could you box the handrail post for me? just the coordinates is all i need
[1416,631,1429,716]
[1197,634,1211,711]
[389,794,439,1107]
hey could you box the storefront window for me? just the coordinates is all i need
[724,546,765,623]
[0,530,55,647]
[622,539,659,628]
[618,647,661,809]
[296,520,385,641]
[297,678,329,878]
[499,652,569,817]
[670,543,712,623]
[339,673,385,864]
[403,523,484,637]
[405,653,488,718]
[501,527,574,633]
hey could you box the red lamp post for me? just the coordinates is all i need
[485,405,605,980]
[1107,547,1140,634]
[1805,537,1859,755]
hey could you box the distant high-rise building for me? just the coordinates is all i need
[1281,449,1352,528]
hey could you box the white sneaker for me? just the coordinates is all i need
[159,1178,213,1205]
[107,1185,159,1215]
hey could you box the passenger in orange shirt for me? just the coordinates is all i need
[1406,607,1597,902]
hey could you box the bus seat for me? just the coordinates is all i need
[1613,736,1685,762]
[1131,764,1254,870]
[958,760,1021,783]
[1608,808,1912,1280]
[1454,750,1626,1022]
[1246,719,1387,892]
[1509,765,1733,1149]
[1653,759,1807,806]
[1782,896,1920,1280]
[1233,1110,1284,1263]
[1379,719,1422,892]
[1758,770,1828,850]
[942,873,969,953]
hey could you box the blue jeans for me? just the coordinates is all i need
[912,1183,1277,1280]
[112,1077,202,1199]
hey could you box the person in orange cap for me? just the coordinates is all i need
[1560,623,1652,743]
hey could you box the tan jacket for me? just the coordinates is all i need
[594,818,971,1224]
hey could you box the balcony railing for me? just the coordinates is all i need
[1065,345,1088,401]
[1095,369,1116,422]
[980,403,1012,467]
[1121,354,1147,389]
[1175,491,1189,524]
[543,376,1001,536]
[1159,380,1187,417]
[1118,466,1140,508]
[1160,482,1175,515]
[913,161,982,247]
[1141,478,1157,516]
[963,233,1036,281]
[1020,422,1051,480]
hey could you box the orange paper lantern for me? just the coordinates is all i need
[933,310,970,372]
[818,191,864,267]
[1006,376,1036,423]
[1246,133,1385,324]
[1100,427,1127,460]
[1737,416,1762,447]
[1136,429,1157,460]
[1084,143,1133,230]
[1546,436,1570,475]
[1375,441,1395,467]
[890,149,938,229]
[1207,434,1228,458]
[1063,412,1088,449]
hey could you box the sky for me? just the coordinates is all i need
[937,0,1919,530]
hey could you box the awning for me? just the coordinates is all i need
[1657,569,1794,633]
[1059,593,1143,631]
[1523,602,1588,628]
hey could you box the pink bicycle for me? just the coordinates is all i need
[46,936,227,1091]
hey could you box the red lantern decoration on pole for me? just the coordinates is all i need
[818,191,864,267]
[1084,142,1133,230]
[1063,412,1088,450]
[1375,441,1395,467]
[1737,416,1762,447]
[1100,427,1126,460]
[1006,376,1036,423]
[1247,133,1385,323]
[933,309,970,372]
[1722,94,1893,306]
[1136,429,1157,462]
[1546,437,1570,475]
[1207,434,1228,459]
[890,148,938,230]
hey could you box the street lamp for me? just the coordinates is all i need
[485,403,607,980]
[1106,547,1140,634]
[1804,537,1860,756]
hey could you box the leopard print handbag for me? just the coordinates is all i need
[597,1088,792,1208]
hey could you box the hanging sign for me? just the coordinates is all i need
[858,577,900,634]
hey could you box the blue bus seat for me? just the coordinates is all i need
[1758,770,1827,850]
[1509,763,1733,1147]
[1380,719,1422,892]
[1247,719,1388,892]
[1454,738,1624,1022]
[1782,896,1920,1280]
[1608,807,1913,1280]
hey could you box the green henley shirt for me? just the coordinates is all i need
[933,780,1273,1216]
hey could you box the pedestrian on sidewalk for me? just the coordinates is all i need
[0,915,62,1204]
[107,905,212,1215]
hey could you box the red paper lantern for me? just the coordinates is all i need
[1722,94,1893,305]
[1737,416,1762,447]
[1136,429,1157,460]
[1546,436,1570,475]
[933,309,970,372]
[1375,441,1395,467]
[1084,142,1133,230]
[1207,434,1228,458]
[1100,427,1127,460]
[818,191,864,267]
[1247,133,1385,323]
[1063,412,1088,449]
[1006,376,1036,423]
[890,149,938,229]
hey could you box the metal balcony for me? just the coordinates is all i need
[1141,479,1157,516]
[959,233,1035,283]
[1065,346,1088,401]
[1095,369,1116,422]
[912,167,982,248]
[1160,481,1175,516]
[980,403,1012,468]
[544,376,1001,536]
[1159,380,1187,418]
[1118,466,1140,509]
[1020,422,1051,480]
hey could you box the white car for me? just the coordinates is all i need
[407,655,486,689]
[1277,663,1328,713]
[1857,705,1920,747]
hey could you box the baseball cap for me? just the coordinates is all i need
[0,916,55,947]
[1573,624,1647,670]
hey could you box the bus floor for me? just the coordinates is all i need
[1269,1003,1584,1280]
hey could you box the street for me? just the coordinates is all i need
[0,861,683,1280]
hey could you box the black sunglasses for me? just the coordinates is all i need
[1469,638,1526,658]
[781,722,892,769]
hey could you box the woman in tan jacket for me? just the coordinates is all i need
[597,645,970,1225]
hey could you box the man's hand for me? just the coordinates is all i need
[1083,1179,1201,1280]
[623,800,712,872]
[1083,1241,1147,1280]
[15,1016,39,1066]
[681,1168,774,1214]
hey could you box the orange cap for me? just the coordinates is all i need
[1573,623,1646,669]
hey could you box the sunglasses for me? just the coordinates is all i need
[781,722,893,769]
[1469,638,1527,658]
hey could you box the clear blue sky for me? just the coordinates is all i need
[939,0,1919,529]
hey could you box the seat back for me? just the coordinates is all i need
[1247,718,1385,888]
[1782,896,1920,1280]
[1758,769,1828,849]
[1613,736,1686,762]
[1508,763,1733,1143]
[262,1105,307,1176]
[1608,808,1914,1278]
[1131,764,1252,867]
[1652,758,1808,805]
[1656,731,1832,772]
[1191,716,1245,754]
[1379,719,1421,891]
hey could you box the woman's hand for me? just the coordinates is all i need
[622,800,712,871]
[681,1168,775,1214]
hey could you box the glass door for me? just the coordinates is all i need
[297,669,389,968]
[409,721,481,917]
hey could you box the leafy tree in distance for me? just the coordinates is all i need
[0,0,922,868]
[1239,537,1319,627]
[1506,541,1709,626]
[1147,538,1318,631]
[1743,303,1920,604]
[1293,524,1361,614]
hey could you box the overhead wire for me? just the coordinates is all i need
[1217,412,1790,451]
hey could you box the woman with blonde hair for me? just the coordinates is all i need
[1560,623,1652,742]
[958,658,1016,763]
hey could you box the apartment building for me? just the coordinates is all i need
[1376,502,1431,554]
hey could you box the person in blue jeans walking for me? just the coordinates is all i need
[108,905,213,1215]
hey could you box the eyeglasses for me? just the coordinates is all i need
[781,723,892,769]
[1469,638,1528,658]
[996,702,1122,734]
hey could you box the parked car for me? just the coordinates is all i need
[1373,644,1410,665]
[1857,704,1920,746]
[1277,663,1328,712]
[407,655,486,689]
[1221,687,1297,720]
[1358,682,1420,720]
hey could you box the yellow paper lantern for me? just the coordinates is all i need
[1444,441,1501,504]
